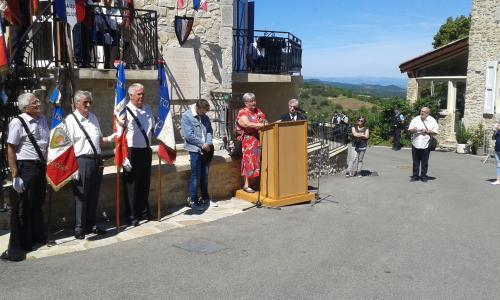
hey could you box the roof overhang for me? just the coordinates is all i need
[399,37,469,77]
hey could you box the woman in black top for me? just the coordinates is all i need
[492,123,500,185]
[346,116,369,177]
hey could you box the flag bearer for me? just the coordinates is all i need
[1,93,49,261]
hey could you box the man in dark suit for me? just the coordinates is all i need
[280,99,306,122]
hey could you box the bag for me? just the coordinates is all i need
[422,120,437,151]
[228,139,242,157]
[428,136,437,151]
[202,144,215,163]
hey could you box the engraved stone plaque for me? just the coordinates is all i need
[164,48,200,100]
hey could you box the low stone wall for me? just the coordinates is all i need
[308,145,348,179]
[3,150,242,230]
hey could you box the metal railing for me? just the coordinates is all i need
[233,29,302,75]
[89,5,158,68]
[11,3,158,71]
[308,122,349,151]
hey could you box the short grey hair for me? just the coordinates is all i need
[288,99,299,106]
[242,92,255,102]
[74,90,92,104]
[17,93,36,111]
[128,83,144,96]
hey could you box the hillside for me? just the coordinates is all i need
[305,79,406,98]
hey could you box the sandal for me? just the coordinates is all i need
[243,186,256,193]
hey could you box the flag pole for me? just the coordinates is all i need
[116,165,120,232]
[157,157,161,222]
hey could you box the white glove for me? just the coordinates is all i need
[122,158,132,172]
[12,177,25,194]
[72,172,80,182]
[104,133,117,143]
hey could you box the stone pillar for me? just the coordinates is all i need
[407,78,418,104]
[447,80,457,113]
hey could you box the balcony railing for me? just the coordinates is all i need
[233,29,302,75]
[12,3,158,71]
[308,123,349,151]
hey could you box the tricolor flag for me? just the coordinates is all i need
[114,61,128,167]
[0,16,9,74]
[155,63,176,164]
[49,86,61,104]
[46,106,79,191]
[200,0,208,11]
[177,0,183,9]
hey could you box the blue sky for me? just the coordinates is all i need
[254,0,472,80]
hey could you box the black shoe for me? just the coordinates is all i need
[131,219,140,227]
[87,226,106,235]
[410,176,420,182]
[421,176,428,182]
[74,231,85,240]
[1,250,25,262]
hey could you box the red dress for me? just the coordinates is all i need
[236,108,266,179]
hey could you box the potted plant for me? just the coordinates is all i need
[455,123,471,153]
[468,124,485,155]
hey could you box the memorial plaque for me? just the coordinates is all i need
[164,48,200,100]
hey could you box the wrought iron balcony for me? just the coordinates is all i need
[12,3,158,72]
[233,29,302,75]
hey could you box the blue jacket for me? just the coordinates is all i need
[181,106,213,153]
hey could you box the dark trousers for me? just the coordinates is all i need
[7,161,46,260]
[189,152,210,202]
[122,148,152,223]
[72,157,103,233]
[412,146,430,177]
[73,23,91,67]
[392,127,401,149]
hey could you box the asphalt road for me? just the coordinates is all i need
[1,147,499,299]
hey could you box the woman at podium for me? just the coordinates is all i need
[236,93,266,193]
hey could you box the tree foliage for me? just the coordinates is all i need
[432,15,470,49]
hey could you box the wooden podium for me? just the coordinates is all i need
[235,120,315,207]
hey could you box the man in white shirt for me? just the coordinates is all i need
[122,83,155,226]
[65,90,113,239]
[408,106,439,182]
[2,93,49,261]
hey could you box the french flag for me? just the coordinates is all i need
[155,62,176,164]
[114,61,128,168]
[46,106,79,191]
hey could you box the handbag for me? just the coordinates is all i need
[228,131,243,157]
[422,120,437,151]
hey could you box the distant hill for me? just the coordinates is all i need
[305,79,406,99]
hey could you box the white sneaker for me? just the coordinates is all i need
[491,181,500,185]
[209,200,218,207]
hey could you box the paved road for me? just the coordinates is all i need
[1,147,499,299]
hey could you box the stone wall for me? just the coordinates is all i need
[145,0,233,98]
[4,150,242,230]
[436,110,457,148]
[308,146,348,179]
[464,0,500,128]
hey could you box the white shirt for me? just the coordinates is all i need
[126,102,155,148]
[65,110,103,156]
[7,113,50,160]
[409,115,439,149]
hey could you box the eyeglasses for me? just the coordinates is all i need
[357,119,365,122]
[82,100,92,105]
[28,99,41,106]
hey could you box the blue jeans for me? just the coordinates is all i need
[189,152,209,202]
[495,151,500,177]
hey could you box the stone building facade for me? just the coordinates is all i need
[463,0,500,129]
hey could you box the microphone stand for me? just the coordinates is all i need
[311,123,336,206]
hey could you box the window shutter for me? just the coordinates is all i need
[484,61,497,114]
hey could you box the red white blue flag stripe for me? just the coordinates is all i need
[155,63,176,164]
[114,61,128,167]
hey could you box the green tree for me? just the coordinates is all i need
[433,15,470,48]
